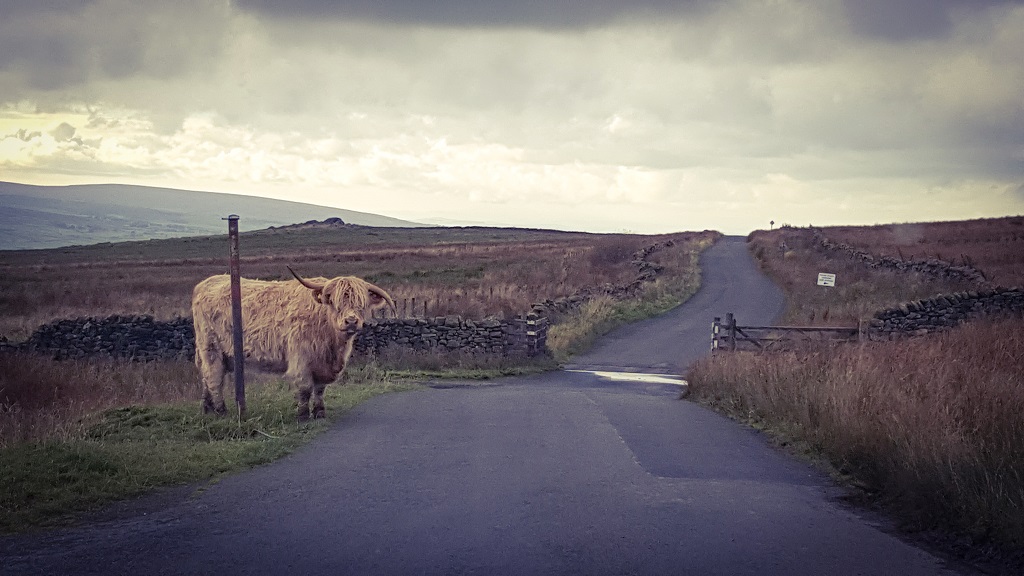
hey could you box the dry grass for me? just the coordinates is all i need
[0,352,199,447]
[689,319,1024,546]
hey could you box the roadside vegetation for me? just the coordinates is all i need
[688,218,1024,553]
[0,351,411,532]
[0,224,715,531]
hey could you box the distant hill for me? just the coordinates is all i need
[0,181,424,250]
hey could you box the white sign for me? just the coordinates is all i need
[817,272,836,287]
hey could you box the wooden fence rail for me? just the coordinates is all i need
[712,312,863,352]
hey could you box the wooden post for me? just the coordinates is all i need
[725,312,736,351]
[224,214,246,419]
[712,316,721,353]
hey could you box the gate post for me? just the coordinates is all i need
[712,317,721,353]
[725,312,737,351]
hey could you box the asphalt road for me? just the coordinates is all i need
[0,237,973,575]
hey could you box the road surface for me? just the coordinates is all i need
[0,237,973,575]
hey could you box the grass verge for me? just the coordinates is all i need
[1,369,412,533]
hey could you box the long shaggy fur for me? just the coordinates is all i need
[191,273,392,419]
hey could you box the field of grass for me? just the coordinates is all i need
[689,218,1024,552]
[1,223,715,532]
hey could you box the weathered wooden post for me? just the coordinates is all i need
[725,312,737,351]
[224,214,246,418]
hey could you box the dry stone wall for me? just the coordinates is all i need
[869,287,1024,339]
[15,315,196,361]
[354,314,547,357]
[7,313,548,361]
[812,229,994,288]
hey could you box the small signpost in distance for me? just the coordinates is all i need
[817,272,836,287]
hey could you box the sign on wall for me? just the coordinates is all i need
[817,272,836,287]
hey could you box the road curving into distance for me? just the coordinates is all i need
[0,236,977,575]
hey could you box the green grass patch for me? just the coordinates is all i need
[0,378,413,533]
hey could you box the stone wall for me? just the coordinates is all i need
[869,287,1024,339]
[812,229,994,288]
[14,315,196,361]
[7,313,549,361]
[355,314,547,357]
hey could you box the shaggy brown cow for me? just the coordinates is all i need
[191,267,395,420]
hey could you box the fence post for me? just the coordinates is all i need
[224,214,246,419]
[712,317,721,353]
[725,312,736,351]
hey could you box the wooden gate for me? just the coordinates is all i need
[712,313,862,352]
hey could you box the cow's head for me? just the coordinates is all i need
[288,266,396,335]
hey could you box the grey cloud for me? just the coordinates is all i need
[235,0,715,28]
[50,122,76,141]
[842,0,1021,41]
[0,0,229,93]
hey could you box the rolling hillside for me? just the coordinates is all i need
[0,181,423,250]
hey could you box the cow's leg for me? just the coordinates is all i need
[295,386,312,421]
[288,363,314,422]
[197,346,228,415]
[311,381,328,419]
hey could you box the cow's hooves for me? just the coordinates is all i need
[202,399,225,415]
[312,409,326,419]
[296,410,310,422]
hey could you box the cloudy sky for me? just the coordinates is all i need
[1,0,1022,234]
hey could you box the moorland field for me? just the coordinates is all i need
[0,224,714,341]
[690,216,1024,555]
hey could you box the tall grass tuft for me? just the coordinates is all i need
[689,317,1024,547]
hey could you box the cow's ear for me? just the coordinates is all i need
[310,288,325,305]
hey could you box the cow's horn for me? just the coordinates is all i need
[287,265,325,291]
